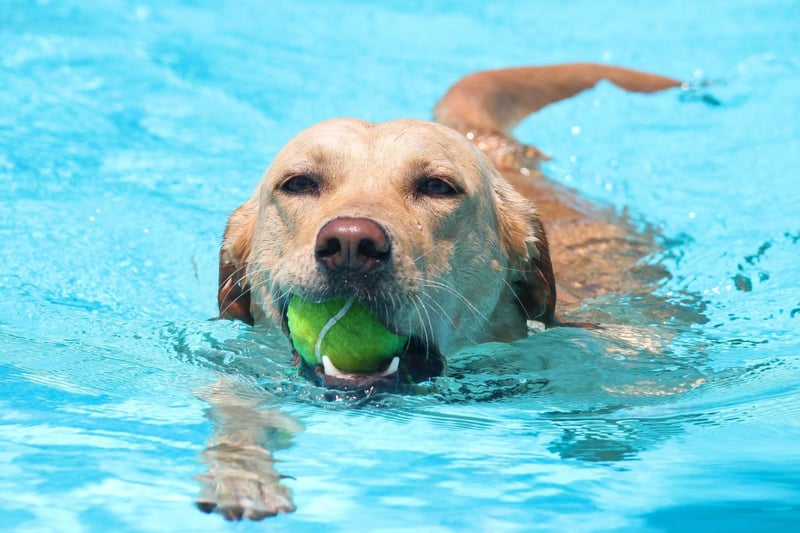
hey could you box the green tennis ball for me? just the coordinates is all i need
[286,295,408,373]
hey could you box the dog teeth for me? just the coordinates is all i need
[321,356,400,378]
[379,356,400,377]
[321,356,342,376]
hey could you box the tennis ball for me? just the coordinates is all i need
[286,295,408,373]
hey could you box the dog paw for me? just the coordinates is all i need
[195,444,296,520]
[195,470,295,520]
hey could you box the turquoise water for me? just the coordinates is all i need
[2,0,800,531]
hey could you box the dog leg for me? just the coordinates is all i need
[194,378,301,520]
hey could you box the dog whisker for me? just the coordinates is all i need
[413,274,491,326]
[409,294,433,355]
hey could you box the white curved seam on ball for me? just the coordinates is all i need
[314,296,357,363]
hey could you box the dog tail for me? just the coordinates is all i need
[433,63,681,136]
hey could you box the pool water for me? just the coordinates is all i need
[2,0,800,531]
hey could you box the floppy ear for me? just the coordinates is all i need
[217,198,257,325]
[493,178,557,327]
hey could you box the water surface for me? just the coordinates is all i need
[2,1,799,531]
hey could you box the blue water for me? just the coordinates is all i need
[2,0,800,531]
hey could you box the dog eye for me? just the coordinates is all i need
[416,176,460,197]
[280,174,320,194]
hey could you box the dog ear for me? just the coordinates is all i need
[493,178,557,327]
[217,198,257,325]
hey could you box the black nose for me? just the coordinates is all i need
[315,217,391,273]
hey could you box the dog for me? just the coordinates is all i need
[198,63,682,519]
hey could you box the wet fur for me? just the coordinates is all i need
[200,63,682,520]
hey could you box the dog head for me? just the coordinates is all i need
[218,118,555,378]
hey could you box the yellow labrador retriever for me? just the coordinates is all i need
[217,63,679,383]
[200,63,681,519]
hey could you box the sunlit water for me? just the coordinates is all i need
[2,1,800,531]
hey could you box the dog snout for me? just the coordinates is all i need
[315,217,391,273]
